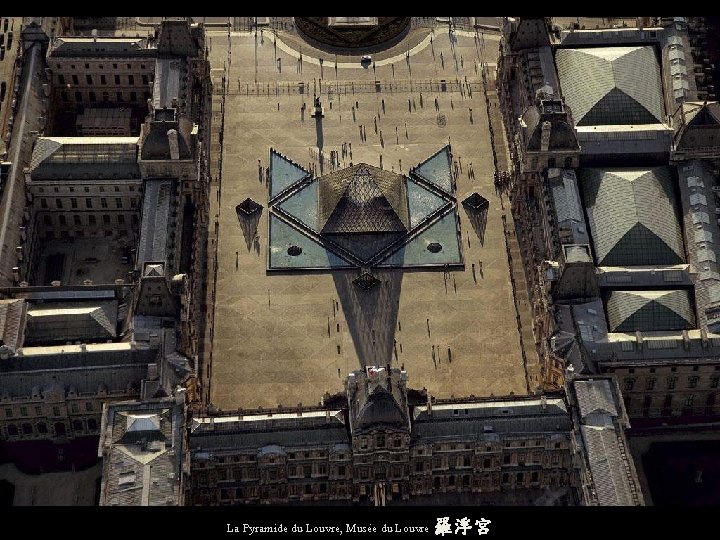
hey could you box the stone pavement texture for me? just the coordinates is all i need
[206,24,531,410]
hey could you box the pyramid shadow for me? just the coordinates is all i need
[332,264,403,369]
[465,206,488,246]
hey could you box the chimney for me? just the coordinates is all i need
[565,364,575,382]
[540,395,547,410]
[167,129,180,160]
[426,392,432,416]
[540,120,551,152]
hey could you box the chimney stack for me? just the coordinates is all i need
[167,129,180,160]
[540,120,551,152]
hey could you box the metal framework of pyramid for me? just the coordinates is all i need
[353,271,381,291]
[237,197,263,216]
[267,147,463,270]
[319,164,409,235]
[462,192,489,211]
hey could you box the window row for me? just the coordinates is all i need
[4,401,95,418]
[4,418,98,437]
[56,62,151,71]
[37,185,137,194]
[60,89,151,103]
[624,375,720,392]
[40,197,137,210]
[41,213,138,228]
[58,73,151,86]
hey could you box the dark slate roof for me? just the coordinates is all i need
[683,101,720,127]
[0,299,25,351]
[188,410,349,451]
[580,167,685,266]
[189,425,350,451]
[580,425,639,505]
[412,398,571,439]
[29,137,140,180]
[136,179,175,270]
[49,37,154,57]
[571,379,642,506]
[318,164,409,234]
[0,363,147,400]
[140,120,192,160]
[357,386,407,428]
[573,379,618,418]
[100,400,184,506]
[521,102,579,151]
[347,368,410,434]
[24,300,117,345]
[153,58,185,109]
[675,101,720,150]
[157,19,198,58]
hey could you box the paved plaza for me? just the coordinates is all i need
[206,24,533,410]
